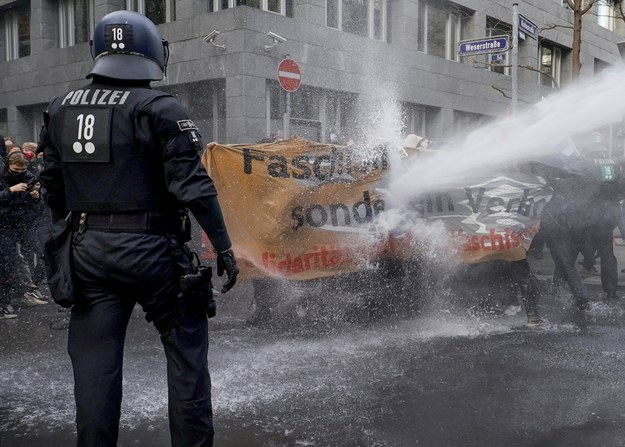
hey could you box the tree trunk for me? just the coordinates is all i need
[572,0,583,80]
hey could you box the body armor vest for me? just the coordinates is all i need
[46,83,175,213]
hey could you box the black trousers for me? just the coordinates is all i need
[68,231,213,447]
[583,223,618,295]
[0,228,19,305]
[510,258,540,316]
[545,227,587,304]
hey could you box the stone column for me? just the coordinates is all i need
[225,71,267,143]
[30,0,56,55]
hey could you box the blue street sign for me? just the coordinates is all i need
[458,35,509,56]
[519,14,538,40]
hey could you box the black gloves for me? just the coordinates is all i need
[216,249,239,293]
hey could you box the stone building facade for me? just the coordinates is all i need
[0,0,623,147]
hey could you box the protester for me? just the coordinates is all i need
[582,193,620,301]
[39,11,238,446]
[257,130,285,144]
[3,145,48,304]
[539,147,625,308]
[575,138,622,301]
[22,142,39,174]
[4,137,15,152]
[0,151,47,318]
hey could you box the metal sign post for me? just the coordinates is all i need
[512,3,519,114]
[284,93,291,139]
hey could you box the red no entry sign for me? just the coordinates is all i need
[277,58,301,93]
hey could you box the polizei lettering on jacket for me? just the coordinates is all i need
[61,88,131,106]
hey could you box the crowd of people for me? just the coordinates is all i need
[0,135,50,319]
[4,128,625,326]
[402,133,625,328]
[527,136,625,317]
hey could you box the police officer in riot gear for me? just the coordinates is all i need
[38,10,238,447]
[540,153,623,309]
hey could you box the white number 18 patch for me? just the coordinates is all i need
[62,107,112,163]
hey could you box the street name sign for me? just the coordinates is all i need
[519,14,538,40]
[458,35,509,57]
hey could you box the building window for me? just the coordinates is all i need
[0,108,7,137]
[127,0,175,24]
[17,104,47,142]
[59,0,93,48]
[594,58,612,75]
[486,17,511,75]
[401,103,428,138]
[163,80,226,143]
[326,0,388,41]
[1,4,30,61]
[212,0,292,16]
[539,41,562,88]
[265,82,357,143]
[417,0,467,61]
[597,0,616,31]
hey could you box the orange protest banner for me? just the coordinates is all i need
[201,137,550,280]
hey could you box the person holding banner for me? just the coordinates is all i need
[38,11,238,447]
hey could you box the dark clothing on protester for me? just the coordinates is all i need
[540,157,625,306]
[0,167,44,306]
[582,198,620,298]
[541,196,589,308]
[0,168,42,228]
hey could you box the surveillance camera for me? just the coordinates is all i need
[267,32,286,43]
[203,29,226,51]
[203,29,220,42]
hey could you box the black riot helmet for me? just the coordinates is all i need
[87,10,169,81]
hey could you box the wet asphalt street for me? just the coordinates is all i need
[4,247,625,447]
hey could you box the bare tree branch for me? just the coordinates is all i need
[541,23,574,31]
[491,82,510,99]
[490,78,536,104]
[618,0,625,22]
[581,0,598,16]
[520,64,558,88]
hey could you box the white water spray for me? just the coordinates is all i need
[389,67,625,205]
[351,93,406,166]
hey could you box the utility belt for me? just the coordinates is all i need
[72,211,179,235]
